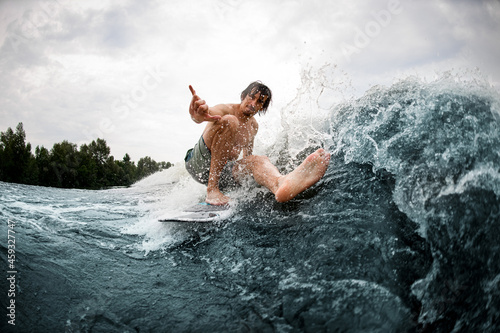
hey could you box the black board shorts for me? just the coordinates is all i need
[184,136,238,190]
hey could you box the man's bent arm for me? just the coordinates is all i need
[188,85,236,124]
[189,85,221,123]
[190,103,234,124]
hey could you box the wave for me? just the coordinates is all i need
[323,70,500,330]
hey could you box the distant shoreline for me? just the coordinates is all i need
[0,122,173,190]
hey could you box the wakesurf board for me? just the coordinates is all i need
[158,203,233,223]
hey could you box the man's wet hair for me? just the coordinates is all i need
[240,81,272,114]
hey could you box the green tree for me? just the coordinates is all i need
[35,145,51,186]
[159,161,173,169]
[0,123,36,184]
[78,143,98,188]
[116,153,137,186]
[103,156,125,187]
[49,140,80,188]
[87,138,110,165]
[137,156,159,179]
[81,138,111,187]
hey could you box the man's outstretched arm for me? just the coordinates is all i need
[189,85,230,124]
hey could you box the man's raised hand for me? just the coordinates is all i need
[189,85,221,123]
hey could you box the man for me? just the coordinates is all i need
[185,81,330,205]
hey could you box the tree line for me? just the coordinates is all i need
[0,123,172,189]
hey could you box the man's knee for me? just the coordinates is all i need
[217,115,239,132]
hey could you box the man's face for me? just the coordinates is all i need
[242,90,268,116]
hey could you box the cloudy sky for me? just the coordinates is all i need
[1,0,499,163]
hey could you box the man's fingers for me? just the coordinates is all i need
[207,114,221,121]
[189,85,216,123]
[203,113,221,122]
[189,85,199,113]
[189,85,196,96]
[194,99,206,108]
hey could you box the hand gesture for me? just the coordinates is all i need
[189,85,221,123]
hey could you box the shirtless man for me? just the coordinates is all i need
[185,81,331,205]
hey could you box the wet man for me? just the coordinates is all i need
[185,81,331,205]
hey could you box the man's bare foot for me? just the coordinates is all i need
[274,148,331,203]
[206,188,230,206]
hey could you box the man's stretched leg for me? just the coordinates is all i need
[234,149,331,202]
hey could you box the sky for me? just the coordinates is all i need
[1,0,499,164]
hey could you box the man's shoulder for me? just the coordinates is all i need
[226,103,239,113]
